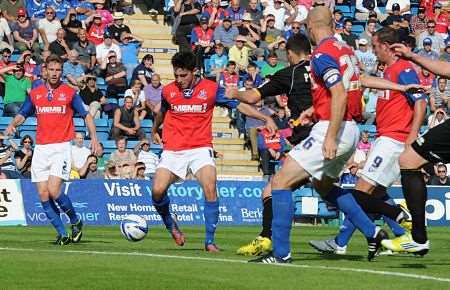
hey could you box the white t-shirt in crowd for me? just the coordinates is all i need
[263,6,289,31]
[124,88,146,107]
[38,18,62,44]
[71,145,91,169]
[96,43,122,63]
[138,150,159,175]
[385,0,411,15]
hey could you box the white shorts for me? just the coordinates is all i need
[289,121,359,180]
[157,147,215,180]
[360,136,404,187]
[31,142,72,182]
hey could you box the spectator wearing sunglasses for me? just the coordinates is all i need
[430,164,450,185]
[417,20,445,53]
[0,0,26,23]
[15,135,34,178]
[0,64,31,117]
[38,7,61,51]
[284,21,303,40]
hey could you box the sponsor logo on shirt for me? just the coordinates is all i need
[35,105,67,114]
[171,103,208,113]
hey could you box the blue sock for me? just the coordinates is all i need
[335,216,356,247]
[55,194,79,224]
[42,200,68,237]
[204,200,219,244]
[382,196,405,236]
[48,198,60,214]
[152,195,173,230]
[324,186,376,238]
[272,189,294,259]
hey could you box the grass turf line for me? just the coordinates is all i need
[0,225,449,290]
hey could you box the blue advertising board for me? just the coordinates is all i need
[21,180,266,226]
[19,180,450,227]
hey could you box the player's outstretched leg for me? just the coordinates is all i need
[237,184,272,256]
[54,193,83,243]
[309,216,352,255]
[322,185,387,261]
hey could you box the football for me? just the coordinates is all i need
[120,214,149,242]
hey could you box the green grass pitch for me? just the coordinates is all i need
[1,225,449,290]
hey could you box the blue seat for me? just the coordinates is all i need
[10,53,21,62]
[127,140,139,149]
[140,119,153,129]
[19,130,37,140]
[73,118,86,131]
[358,124,377,140]
[352,24,365,35]
[96,77,106,86]
[21,117,37,131]
[94,118,109,132]
[108,98,118,104]
[118,98,124,107]
[0,116,13,130]
[96,132,110,141]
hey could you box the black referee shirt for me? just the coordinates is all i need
[256,60,312,119]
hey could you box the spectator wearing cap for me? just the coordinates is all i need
[96,31,122,68]
[144,73,162,114]
[263,0,289,31]
[238,12,260,43]
[261,14,282,48]
[224,0,246,26]
[94,0,113,25]
[62,8,83,47]
[213,16,239,49]
[0,0,25,23]
[103,51,128,99]
[417,20,445,53]
[108,12,132,44]
[0,63,31,116]
[72,28,96,72]
[12,8,40,59]
[432,3,449,40]
[341,19,358,50]
[46,0,72,20]
[38,6,61,50]
[440,40,450,62]
[49,28,71,59]
[0,9,14,51]
[191,15,215,71]
[63,50,86,88]
[131,54,154,86]
[134,139,160,178]
[385,0,411,18]
[246,0,263,26]
[229,35,256,72]
[208,42,228,81]
[359,19,377,48]
[26,0,46,19]
[173,0,202,53]
[417,37,441,60]
[410,6,428,37]
[119,32,143,83]
[355,39,377,75]
[79,74,108,119]
[86,13,107,46]
[202,0,224,28]
[267,36,288,66]
[261,51,285,78]
[355,0,383,21]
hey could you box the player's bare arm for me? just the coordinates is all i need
[391,43,450,78]
[225,87,262,104]
[360,74,424,92]
[151,109,165,145]
[325,82,347,160]
[84,113,100,155]
[405,99,427,145]
[4,114,26,136]
[236,102,278,134]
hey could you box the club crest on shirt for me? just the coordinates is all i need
[58,93,66,101]
[36,94,43,100]
[170,91,176,99]
[198,89,207,100]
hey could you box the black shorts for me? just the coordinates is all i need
[411,119,450,164]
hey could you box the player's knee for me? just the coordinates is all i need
[152,184,167,200]
[203,184,217,201]
[271,174,288,190]
[38,189,50,201]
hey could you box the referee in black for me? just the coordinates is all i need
[229,34,314,256]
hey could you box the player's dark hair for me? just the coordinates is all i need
[374,27,399,45]
[171,52,196,71]
[286,34,311,56]
[46,54,64,66]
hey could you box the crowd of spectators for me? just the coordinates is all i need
[0,0,449,181]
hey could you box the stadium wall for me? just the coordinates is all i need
[0,180,449,226]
